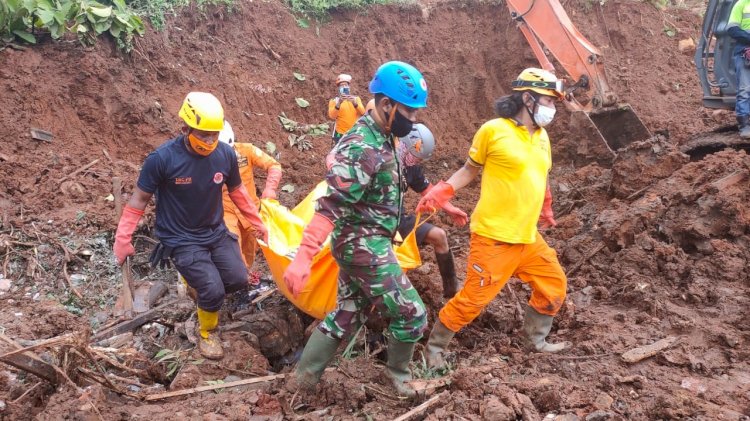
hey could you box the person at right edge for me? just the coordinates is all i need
[417,68,571,371]
[727,0,750,139]
[283,61,434,398]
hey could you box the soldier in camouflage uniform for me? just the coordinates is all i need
[283,61,429,398]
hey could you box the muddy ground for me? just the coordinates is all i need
[1,0,749,419]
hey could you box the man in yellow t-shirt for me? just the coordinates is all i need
[416,68,570,369]
[328,73,366,144]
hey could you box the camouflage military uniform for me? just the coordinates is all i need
[315,115,427,343]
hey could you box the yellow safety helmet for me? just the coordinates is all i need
[335,73,352,86]
[511,68,564,99]
[178,92,225,132]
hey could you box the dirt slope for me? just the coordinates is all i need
[1,0,748,419]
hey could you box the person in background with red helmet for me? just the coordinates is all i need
[328,73,366,144]
[218,120,282,279]
[417,68,570,372]
[112,92,268,361]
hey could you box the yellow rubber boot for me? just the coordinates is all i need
[196,308,224,360]
[178,272,198,303]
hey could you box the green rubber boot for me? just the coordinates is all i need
[523,306,570,353]
[384,336,418,398]
[292,329,341,389]
[425,320,455,371]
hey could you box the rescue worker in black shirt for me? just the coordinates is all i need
[113,92,269,360]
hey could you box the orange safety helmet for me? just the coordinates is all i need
[335,73,352,86]
[511,68,564,99]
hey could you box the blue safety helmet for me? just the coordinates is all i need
[368,61,428,109]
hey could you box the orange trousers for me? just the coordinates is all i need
[439,232,567,332]
[223,210,257,269]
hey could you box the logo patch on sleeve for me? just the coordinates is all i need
[213,172,224,184]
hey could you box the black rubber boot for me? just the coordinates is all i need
[737,116,750,139]
[435,251,459,299]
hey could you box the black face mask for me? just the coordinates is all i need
[389,107,414,137]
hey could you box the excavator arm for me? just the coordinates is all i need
[507,0,652,157]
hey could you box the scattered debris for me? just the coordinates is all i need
[30,128,53,142]
[621,336,680,363]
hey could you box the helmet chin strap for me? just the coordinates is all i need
[385,103,398,136]
[524,95,540,128]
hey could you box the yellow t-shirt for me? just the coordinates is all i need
[468,118,551,244]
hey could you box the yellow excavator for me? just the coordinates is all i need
[506,0,652,163]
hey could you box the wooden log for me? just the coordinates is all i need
[146,281,168,308]
[621,336,679,363]
[144,373,287,401]
[112,176,123,222]
[93,300,180,342]
[393,391,447,421]
[0,334,58,384]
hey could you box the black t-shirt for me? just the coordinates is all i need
[404,164,430,194]
[137,135,241,247]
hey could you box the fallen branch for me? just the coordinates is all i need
[92,300,180,342]
[0,332,77,360]
[58,159,100,185]
[621,336,679,363]
[144,373,287,401]
[566,242,605,276]
[393,391,447,421]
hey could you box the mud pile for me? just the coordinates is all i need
[1,0,748,419]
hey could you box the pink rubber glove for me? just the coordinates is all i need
[284,213,334,298]
[113,206,144,265]
[228,185,269,243]
[416,181,456,213]
[261,166,282,200]
[540,187,557,229]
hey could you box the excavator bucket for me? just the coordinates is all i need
[569,104,652,166]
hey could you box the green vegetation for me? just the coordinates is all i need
[0,0,233,51]
[0,0,145,51]
[126,0,234,31]
[287,0,390,21]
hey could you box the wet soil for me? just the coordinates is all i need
[1,0,749,419]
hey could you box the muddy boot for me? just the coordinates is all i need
[289,329,341,391]
[178,272,198,303]
[384,336,417,398]
[522,306,570,353]
[425,320,455,371]
[738,116,750,139]
[435,251,459,299]
[196,308,224,360]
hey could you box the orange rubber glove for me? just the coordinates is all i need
[442,201,469,226]
[416,181,456,214]
[261,166,282,200]
[540,187,557,229]
[228,185,269,243]
[420,184,468,226]
[283,213,334,298]
[113,205,144,265]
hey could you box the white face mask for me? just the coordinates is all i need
[533,104,556,127]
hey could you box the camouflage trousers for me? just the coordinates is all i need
[318,262,428,343]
